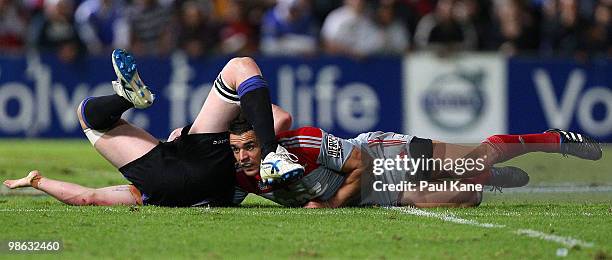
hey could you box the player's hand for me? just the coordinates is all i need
[167,127,183,141]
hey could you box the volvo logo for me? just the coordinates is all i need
[422,70,485,131]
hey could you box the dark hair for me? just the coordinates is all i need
[229,113,253,135]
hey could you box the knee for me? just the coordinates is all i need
[224,57,261,90]
[227,57,256,70]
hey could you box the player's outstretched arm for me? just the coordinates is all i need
[3,171,141,206]
[304,148,364,208]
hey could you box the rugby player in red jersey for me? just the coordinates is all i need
[227,115,602,208]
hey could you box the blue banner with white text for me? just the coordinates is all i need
[1,54,610,142]
[508,58,612,142]
[0,54,403,139]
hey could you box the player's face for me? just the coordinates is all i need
[230,130,262,177]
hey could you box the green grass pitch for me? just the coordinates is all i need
[0,140,611,259]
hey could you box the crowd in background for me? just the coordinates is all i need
[0,0,610,62]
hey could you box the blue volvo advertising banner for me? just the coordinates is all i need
[2,53,610,142]
[0,53,403,139]
[508,58,612,142]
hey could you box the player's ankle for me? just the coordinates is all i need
[30,172,43,189]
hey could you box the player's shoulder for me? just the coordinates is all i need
[277,126,323,139]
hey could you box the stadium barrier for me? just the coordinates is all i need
[0,52,609,142]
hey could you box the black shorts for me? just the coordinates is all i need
[119,127,236,207]
[408,137,434,181]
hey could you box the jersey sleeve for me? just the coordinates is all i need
[277,127,324,175]
[317,132,355,172]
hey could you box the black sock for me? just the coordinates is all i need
[238,76,278,157]
[81,95,133,130]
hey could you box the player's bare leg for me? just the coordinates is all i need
[189,57,262,134]
[429,130,601,180]
[428,141,494,179]
[4,170,141,206]
[76,49,159,168]
[77,100,158,168]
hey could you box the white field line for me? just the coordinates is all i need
[494,185,612,193]
[391,207,505,228]
[515,229,594,248]
[388,207,594,249]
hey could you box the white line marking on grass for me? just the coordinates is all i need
[498,186,612,193]
[515,229,594,248]
[389,207,505,228]
[388,207,595,249]
[0,209,75,212]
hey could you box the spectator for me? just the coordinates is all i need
[216,0,257,55]
[177,1,219,58]
[125,0,174,56]
[240,0,269,48]
[29,0,85,63]
[260,0,318,56]
[374,0,409,55]
[21,0,44,18]
[0,0,28,53]
[489,0,539,55]
[311,0,342,27]
[455,0,492,50]
[540,0,590,57]
[75,0,128,55]
[413,0,477,51]
[584,1,611,57]
[391,0,433,40]
[321,0,383,58]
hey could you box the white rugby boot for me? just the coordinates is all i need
[111,49,155,109]
[260,145,305,184]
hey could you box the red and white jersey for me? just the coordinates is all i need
[233,127,351,207]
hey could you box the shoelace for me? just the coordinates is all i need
[111,80,123,90]
[275,150,299,163]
